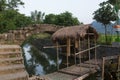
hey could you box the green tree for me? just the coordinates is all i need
[0,0,24,11]
[44,14,56,24]
[108,0,120,23]
[6,0,24,10]
[93,2,117,44]
[56,11,80,26]
[0,0,32,33]
[44,11,81,26]
[31,10,45,24]
[0,0,6,11]
[0,10,31,33]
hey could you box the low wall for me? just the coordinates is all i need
[96,45,120,59]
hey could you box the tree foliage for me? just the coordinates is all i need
[0,10,31,33]
[93,2,117,25]
[108,0,120,8]
[44,11,81,26]
[0,0,24,11]
[93,1,117,44]
[0,0,31,33]
[44,14,56,24]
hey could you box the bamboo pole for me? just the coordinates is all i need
[66,38,71,67]
[79,38,82,71]
[43,45,73,49]
[79,38,81,64]
[118,56,120,71]
[94,36,97,66]
[75,45,100,55]
[74,39,79,65]
[74,40,78,65]
[88,35,91,70]
[56,42,59,70]
[117,56,120,80]
[102,57,105,80]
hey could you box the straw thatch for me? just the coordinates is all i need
[52,24,98,41]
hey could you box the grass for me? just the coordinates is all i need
[31,33,51,39]
[22,33,51,45]
[97,34,120,45]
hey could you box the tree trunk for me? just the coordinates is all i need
[104,25,108,44]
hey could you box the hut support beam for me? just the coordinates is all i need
[75,39,79,65]
[117,56,120,80]
[56,42,59,70]
[88,35,91,70]
[102,57,105,80]
[79,38,81,71]
[94,36,97,67]
[67,38,71,67]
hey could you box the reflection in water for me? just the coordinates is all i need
[23,43,62,76]
[22,44,98,79]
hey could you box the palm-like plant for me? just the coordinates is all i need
[31,10,45,24]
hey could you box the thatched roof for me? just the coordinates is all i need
[52,24,98,41]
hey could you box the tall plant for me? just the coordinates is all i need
[31,10,45,24]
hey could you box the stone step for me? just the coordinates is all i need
[0,71,29,80]
[0,64,25,75]
[0,51,22,58]
[0,57,23,66]
[0,45,21,52]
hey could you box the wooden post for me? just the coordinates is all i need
[88,35,91,70]
[75,39,79,65]
[79,38,81,71]
[67,38,71,67]
[56,42,59,70]
[79,39,81,62]
[102,57,105,80]
[79,38,81,64]
[94,36,97,67]
[117,56,120,80]
[88,35,90,61]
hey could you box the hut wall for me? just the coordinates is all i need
[96,45,120,59]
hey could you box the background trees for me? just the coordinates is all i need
[44,11,81,26]
[0,10,31,33]
[0,0,31,33]
[0,0,82,33]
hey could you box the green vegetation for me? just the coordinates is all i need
[0,10,31,33]
[97,34,120,45]
[30,33,51,39]
[44,11,82,26]
[0,1,82,33]
[24,33,51,44]
[0,0,31,33]
[93,0,120,45]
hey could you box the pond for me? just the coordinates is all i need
[22,43,63,76]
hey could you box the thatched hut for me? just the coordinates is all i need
[52,24,98,41]
[51,24,98,68]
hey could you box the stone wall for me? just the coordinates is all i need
[96,45,120,59]
[0,24,61,45]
